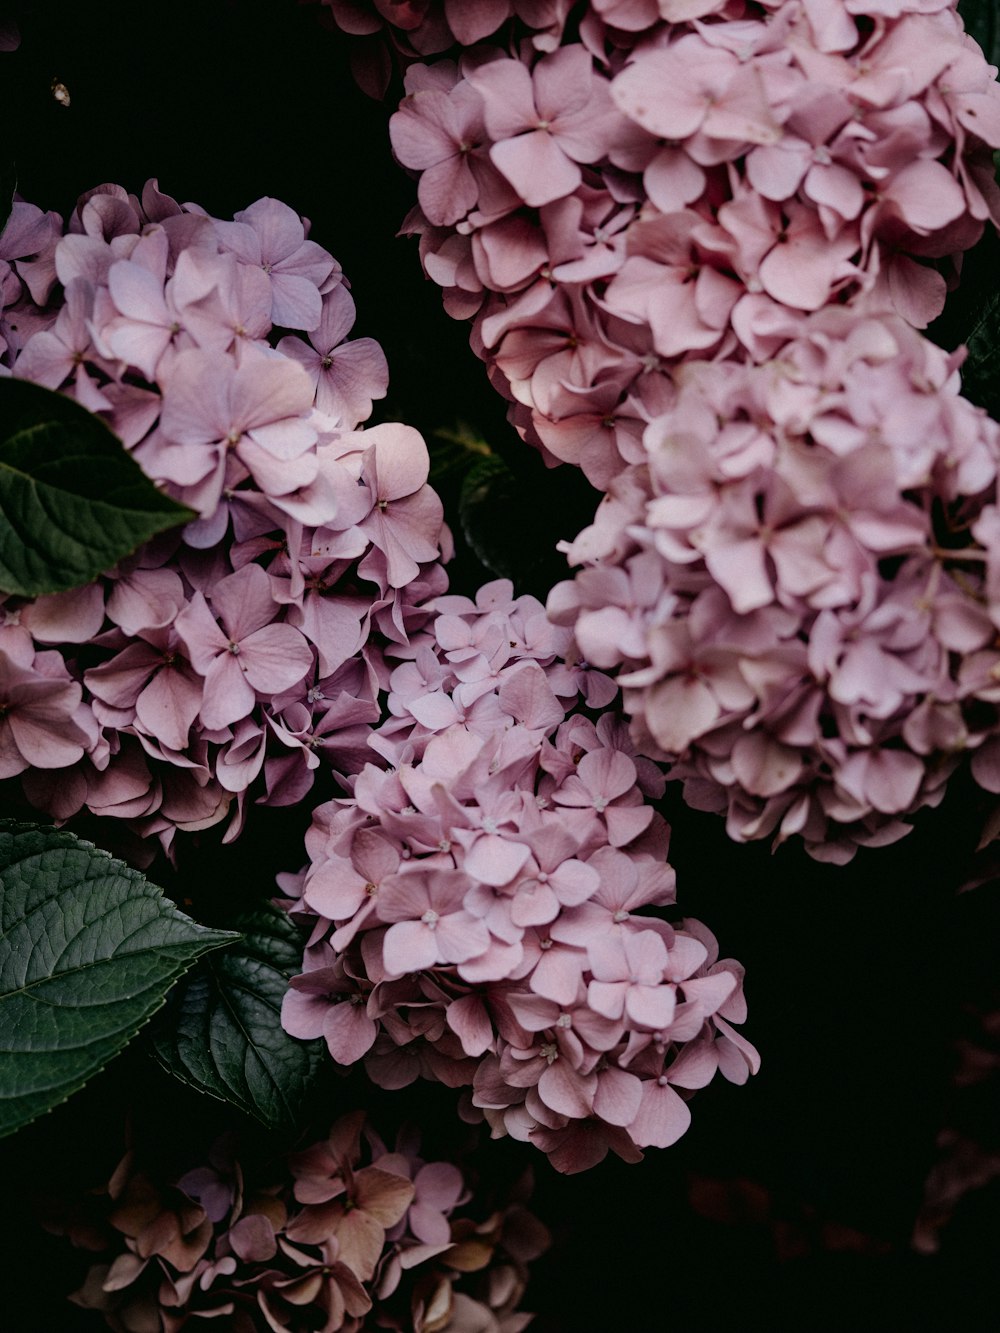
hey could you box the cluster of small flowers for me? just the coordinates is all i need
[50,1109,548,1332]
[280,580,758,1174]
[372,0,1000,488]
[549,308,1000,861]
[0,181,449,854]
[313,2,574,97]
[322,1,1000,859]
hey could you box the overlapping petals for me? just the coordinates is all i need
[50,1111,547,1332]
[1,180,446,855]
[549,310,1000,861]
[280,583,757,1172]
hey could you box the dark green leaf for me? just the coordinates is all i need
[0,378,194,598]
[459,453,522,582]
[428,420,492,488]
[0,821,236,1138]
[961,289,1000,420]
[152,903,323,1130]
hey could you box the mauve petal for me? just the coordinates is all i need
[550,859,600,907]
[471,59,538,141]
[383,920,438,976]
[408,1202,450,1246]
[666,1041,718,1089]
[239,624,313,693]
[604,804,654,847]
[630,1079,692,1148]
[418,155,481,227]
[682,971,737,1018]
[758,230,850,311]
[332,1207,385,1282]
[200,653,256,729]
[415,1159,464,1212]
[611,51,707,139]
[444,0,509,45]
[9,711,86,768]
[886,254,947,329]
[863,748,925,815]
[534,45,593,122]
[365,422,430,500]
[135,666,202,751]
[354,1167,416,1226]
[159,348,233,445]
[324,1001,377,1064]
[106,570,184,636]
[21,583,105,644]
[664,933,709,981]
[645,675,719,753]
[268,271,323,330]
[885,160,965,233]
[510,880,560,927]
[745,139,809,201]
[593,1066,642,1127]
[490,131,581,208]
[625,983,676,1030]
[175,592,229,672]
[316,339,389,426]
[13,330,73,388]
[538,1062,596,1119]
[108,258,169,324]
[390,93,461,170]
[587,979,626,1021]
[463,833,531,887]
[645,147,707,211]
[229,1215,276,1264]
[446,993,495,1057]
[281,987,330,1041]
[232,354,314,433]
[530,945,585,1004]
[209,565,277,642]
[435,912,491,963]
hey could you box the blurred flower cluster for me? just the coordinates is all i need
[45,1110,548,1332]
[0,181,448,856]
[280,580,757,1172]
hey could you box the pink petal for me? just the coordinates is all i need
[630,1079,692,1148]
[324,1001,378,1065]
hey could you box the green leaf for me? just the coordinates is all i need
[0,821,236,1138]
[961,289,1000,421]
[459,453,522,582]
[429,420,493,488]
[0,378,194,598]
[152,903,323,1130]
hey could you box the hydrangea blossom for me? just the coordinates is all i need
[279,581,758,1173]
[47,1110,548,1332]
[0,180,448,856]
[548,308,1000,861]
[366,0,1000,491]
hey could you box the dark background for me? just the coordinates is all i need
[2,2,1000,1328]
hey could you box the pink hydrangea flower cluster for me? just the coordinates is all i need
[0,181,450,854]
[280,580,758,1174]
[313,1,574,96]
[548,307,1000,862]
[320,1,1000,860]
[51,1109,548,1332]
[375,0,1000,489]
